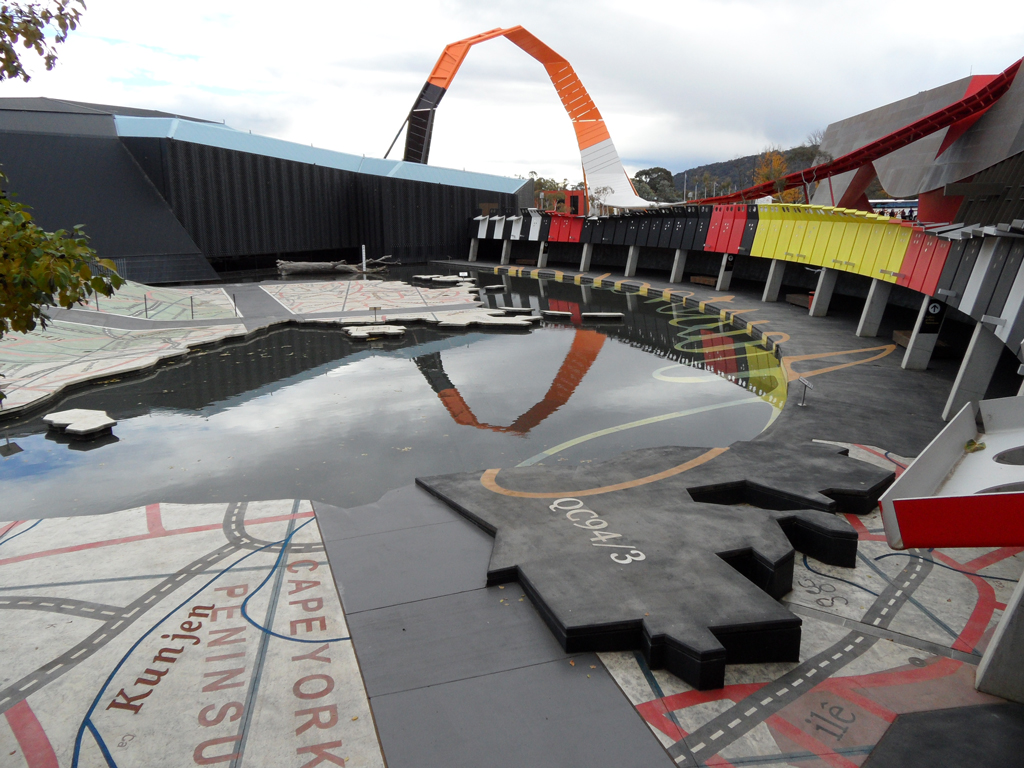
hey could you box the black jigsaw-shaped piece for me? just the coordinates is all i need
[417,443,890,690]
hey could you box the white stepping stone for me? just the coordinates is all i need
[43,409,117,437]
[344,325,406,339]
[581,312,625,320]
[541,310,573,319]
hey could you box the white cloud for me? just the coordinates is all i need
[4,0,1024,180]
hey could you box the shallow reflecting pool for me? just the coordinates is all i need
[0,272,787,517]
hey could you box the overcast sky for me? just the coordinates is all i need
[5,0,1024,183]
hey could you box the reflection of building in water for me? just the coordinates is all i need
[7,326,439,435]
[415,329,605,434]
[484,279,786,404]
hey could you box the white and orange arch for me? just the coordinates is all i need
[394,26,653,210]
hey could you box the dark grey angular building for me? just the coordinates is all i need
[0,98,530,283]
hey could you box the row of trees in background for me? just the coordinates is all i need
[524,130,889,211]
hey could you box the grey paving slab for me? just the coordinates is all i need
[324,517,492,613]
[315,484,458,542]
[862,703,1024,768]
[346,584,567,696]
[369,656,674,768]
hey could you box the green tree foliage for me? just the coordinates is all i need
[1,0,84,82]
[632,167,681,202]
[1,172,124,347]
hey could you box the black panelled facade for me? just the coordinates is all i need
[1,99,523,282]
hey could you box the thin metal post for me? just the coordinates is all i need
[190,295,194,319]
[233,294,237,317]
[144,295,148,318]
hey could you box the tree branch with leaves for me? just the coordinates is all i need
[1,172,124,344]
[1,0,84,82]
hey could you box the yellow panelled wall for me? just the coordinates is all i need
[741,204,919,285]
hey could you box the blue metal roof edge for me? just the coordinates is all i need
[114,115,524,194]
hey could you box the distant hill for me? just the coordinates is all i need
[672,145,819,198]
[671,144,889,200]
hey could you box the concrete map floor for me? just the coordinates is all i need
[1,264,1021,767]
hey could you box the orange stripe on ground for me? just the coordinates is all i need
[479,447,727,498]
[783,345,896,382]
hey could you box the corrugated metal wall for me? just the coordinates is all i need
[124,137,520,266]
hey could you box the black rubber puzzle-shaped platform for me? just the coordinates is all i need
[417,442,894,690]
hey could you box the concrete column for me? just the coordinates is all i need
[537,241,548,268]
[856,279,893,337]
[1018,364,1024,396]
[809,268,838,317]
[942,321,1005,420]
[716,253,735,291]
[976,567,1024,703]
[579,242,593,273]
[626,292,639,313]
[468,238,479,262]
[624,245,640,278]
[669,248,688,283]
[902,296,945,370]
[581,285,592,305]
[501,274,513,292]
[499,239,511,266]
[762,259,785,302]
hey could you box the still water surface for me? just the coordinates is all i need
[0,273,787,517]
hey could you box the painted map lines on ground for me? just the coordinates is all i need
[240,514,349,645]
[784,603,981,664]
[0,561,331,593]
[0,595,130,622]
[70,516,319,767]
[223,501,321,554]
[875,552,1020,583]
[667,555,935,766]
[3,699,59,768]
[0,508,315,568]
[0,540,239,718]
[0,519,41,547]
[232,513,297,768]
[857,551,961,644]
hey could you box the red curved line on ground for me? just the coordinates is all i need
[0,511,314,567]
[0,520,25,539]
[4,700,59,768]
[766,714,860,768]
[434,329,606,435]
[933,551,998,654]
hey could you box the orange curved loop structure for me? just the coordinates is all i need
[415,328,606,435]
[423,27,611,154]
[397,27,645,209]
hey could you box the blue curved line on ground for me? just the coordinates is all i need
[803,554,880,597]
[86,720,118,768]
[0,519,41,548]
[72,518,317,768]
[874,553,1019,583]
[240,522,350,644]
